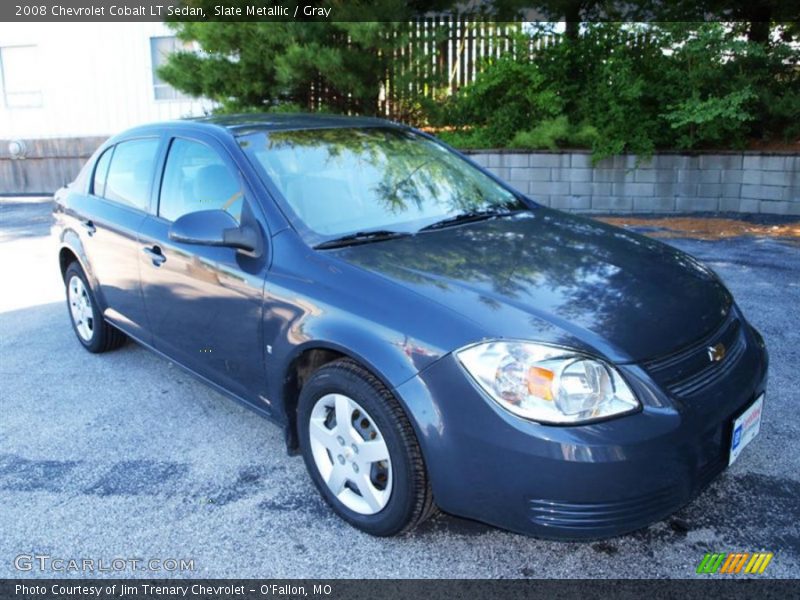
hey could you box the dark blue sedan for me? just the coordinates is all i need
[53,115,768,539]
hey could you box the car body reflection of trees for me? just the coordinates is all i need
[330,209,730,362]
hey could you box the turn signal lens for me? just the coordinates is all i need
[527,367,554,400]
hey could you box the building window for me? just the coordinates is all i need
[0,45,43,108]
[150,36,191,101]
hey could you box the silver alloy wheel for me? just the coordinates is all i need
[68,275,94,342]
[308,393,392,515]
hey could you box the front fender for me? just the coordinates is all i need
[266,314,449,461]
[262,230,487,453]
[266,311,443,421]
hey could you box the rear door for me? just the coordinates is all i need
[138,133,270,403]
[69,137,162,340]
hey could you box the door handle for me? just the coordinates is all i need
[81,220,96,236]
[143,245,166,267]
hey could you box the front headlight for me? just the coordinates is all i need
[456,341,639,424]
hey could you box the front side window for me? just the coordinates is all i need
[159,138,242,223]
[103,138,160,211]
[239,127,524,241]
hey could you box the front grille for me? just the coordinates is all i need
[642,311,746,399]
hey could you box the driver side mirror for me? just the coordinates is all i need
[168,210,263,257]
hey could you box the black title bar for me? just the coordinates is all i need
[3,1,799,23]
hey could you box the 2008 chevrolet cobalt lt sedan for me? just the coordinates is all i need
[54,115,768,539]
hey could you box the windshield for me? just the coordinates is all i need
[238,127,528,242]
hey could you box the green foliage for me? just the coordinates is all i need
[509,117,598,150]
[437,49,563,147]
[435,21,800,157]
[158,21,303,113]
[564,23,665,158]
[655,23,757,149]
[436,128,496,150]
[663,22,800,146]
[663,88,757,149]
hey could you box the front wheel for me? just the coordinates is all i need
[298,359,435,536]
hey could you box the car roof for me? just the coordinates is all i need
[194,113,398,134]
[115,113,402,141]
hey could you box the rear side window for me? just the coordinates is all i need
[91,147,113,197]
[159,138,242,223]
[103,138,160,211]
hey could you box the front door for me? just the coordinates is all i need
[138,134,270,404]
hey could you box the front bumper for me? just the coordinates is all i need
[394,323,769,540]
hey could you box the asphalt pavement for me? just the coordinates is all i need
[1,197,798,579]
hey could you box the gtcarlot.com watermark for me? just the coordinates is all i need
[14,554,195,573]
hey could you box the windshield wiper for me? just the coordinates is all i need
[418,209,520,232]
[314,230,412,250]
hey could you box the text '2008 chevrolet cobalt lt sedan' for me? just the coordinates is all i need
[54,115,768,539]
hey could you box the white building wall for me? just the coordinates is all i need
[0,22,214,140]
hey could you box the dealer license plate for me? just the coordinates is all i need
[729,394,764,466]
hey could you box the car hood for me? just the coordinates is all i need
[327,209,732,363]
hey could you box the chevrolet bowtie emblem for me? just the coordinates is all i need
[708,343,727,363]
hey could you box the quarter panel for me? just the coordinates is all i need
[56,222,95,289]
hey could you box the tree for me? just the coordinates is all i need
[160,0,455,115]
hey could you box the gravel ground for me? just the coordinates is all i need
[1,198,798,579]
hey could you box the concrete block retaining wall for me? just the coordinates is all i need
[465,151,800,216]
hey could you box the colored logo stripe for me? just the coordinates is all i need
[745,552,773,574]
[720,553,748,573]
[697,552,773,574]
[697,554,726,574]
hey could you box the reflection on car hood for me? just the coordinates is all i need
[329,209,732,362]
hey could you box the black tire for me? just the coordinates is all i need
[298,358,436,536]
[64,261,126,353]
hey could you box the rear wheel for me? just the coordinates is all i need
[64,262,126,353]
[298,359,435,536]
